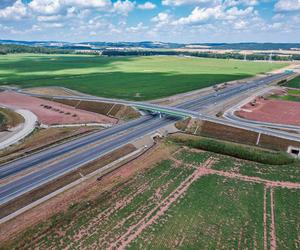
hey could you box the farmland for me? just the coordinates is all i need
[3,139,299,249]
[0,54,287,100]
[287,75,300,89]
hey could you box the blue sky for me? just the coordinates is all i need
[0,0,299,43]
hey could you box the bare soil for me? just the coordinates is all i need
[236,98,300,126]
[0,92,117,125]
[50,98,141,121]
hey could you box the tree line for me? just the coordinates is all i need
[0,44,75,55]
[102,50,298,61]
[1,43,299,61]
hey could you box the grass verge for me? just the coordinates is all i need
[286,75,300,89]
[0,107,24,130]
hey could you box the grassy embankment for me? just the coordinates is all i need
[271,89,300,102]
[0,107,24,131]
[287,75,300,89]
[0,54,287,100]
[170,135,296,166]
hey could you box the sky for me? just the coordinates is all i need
[0,0,299,43]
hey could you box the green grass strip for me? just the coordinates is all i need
[171,136,296,165]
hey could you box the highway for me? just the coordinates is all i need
[0,115,155,179]
[0,71,298,207]
[0,116,178,204]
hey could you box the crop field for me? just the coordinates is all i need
[4,142,299,249]
[287,75,300,89]
[0,54,287,100]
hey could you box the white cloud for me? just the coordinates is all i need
[275,0,300,12]
[241,0,258,5]
[113,0,135,15]
[63,0,111,9]
[233,20,247,29]
[173,4,256,25]
[152,12,172,23]
[29,0,61,15]
[43,22,64,28]
[162,0,210,6]
[174,6,223,25]
[28,0,111,15]
[137,2,156,10]
[126,22,148,32]
[225,0,258,7]
[272,13,285,20]
[225,6,254,20]
[37,15,62,22]
[0,0,27,19]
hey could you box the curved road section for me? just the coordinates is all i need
[0,109,37,150]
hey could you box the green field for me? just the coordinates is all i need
[287,75,300,89]
[4,142,299,249]
[275,189,300,249]
[0,54,287,100]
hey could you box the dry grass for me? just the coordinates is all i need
[46,98,141,121]
[0,107,24,130]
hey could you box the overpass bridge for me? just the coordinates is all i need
[133,104,194,118]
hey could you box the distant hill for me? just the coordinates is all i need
[0,40,183,50]
[1,39,300,51]
[190,43,300,50]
